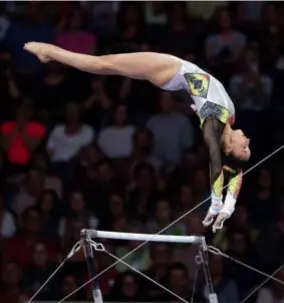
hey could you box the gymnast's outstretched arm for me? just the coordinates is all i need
[23,42,182,87]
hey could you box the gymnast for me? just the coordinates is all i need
[23,42,250,232]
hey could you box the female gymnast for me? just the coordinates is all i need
[23,42,250,232]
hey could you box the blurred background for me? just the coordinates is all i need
[0,1,284,302]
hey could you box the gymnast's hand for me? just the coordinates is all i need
[23,42,54,63]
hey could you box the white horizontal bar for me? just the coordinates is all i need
[83,229,203,244]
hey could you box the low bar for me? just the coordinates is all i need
[83,229,204,244]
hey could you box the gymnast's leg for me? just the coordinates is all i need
[23,42,181,87]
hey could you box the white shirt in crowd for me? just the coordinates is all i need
[47,125,94,162]
[256,288,284,303]
[98,125,136,159]
[0,211,16,238]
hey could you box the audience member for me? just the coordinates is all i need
[147,91,194,164]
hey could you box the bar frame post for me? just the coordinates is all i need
[80,229,104,303]
[199,237,219,303]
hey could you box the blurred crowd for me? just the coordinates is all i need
[1,1,284,302]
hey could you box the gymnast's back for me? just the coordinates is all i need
[161,56,235,120]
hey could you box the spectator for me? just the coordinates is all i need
[117,3,145,45]
[256,268,284,303]
[2,2,54,71]
[35,62,76,116]
[58,189,99,237]
[146,199,185,235]
[229,43,272,112]
[249,168,274,229]
[98,104,136,159]
[56,10,97,55]
[4,207,57,267]
[127,162,158,220]
[258,3,283,69]
[176,185,195,217]
[0,192,16,238]
[23,242,57,300]
[0,99,46,171]
[37,189,61,238]
[205,7,246,85]
[227,231,259,297]
[116,222,150,273]
[30,151,63,198]
[173,214,205,283]
[83,77,111,130]
[47,102,94,182]
[58,274,86,301]
[142,243,172,300]
[129,128,162,174]
[12,168,45,216]
[101,191,128,232]
[107,271,145,302]
[147,91,194,164]
[0,261,23,303]
[165,262,204,302]
[205,254,239,302]
[61,217,86,264]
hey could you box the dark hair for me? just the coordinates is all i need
[222,153,247,173]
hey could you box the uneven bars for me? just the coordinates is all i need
[83,229,204,244]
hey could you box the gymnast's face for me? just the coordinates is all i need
[231,130,251,161]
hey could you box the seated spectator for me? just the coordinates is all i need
[204,255,239,302]
[227,231,260,297]
[116,222,150,273]
[117,3,145,45]
[57,274,86,301]
[56,10,97,55]
[47,102,94,182]
[61,217,87,264]
[127,162,158,221]
[58,190,99,237]
[129,128,161,174]
[2,2,54,71]
[12,168,45,216]
[100,191,128,232]
[256,268,284,303]
[173,214,205,283]
[229,43,272,112]
[176,185,195,217]
[37,189,61,238]
[106,271,145,302]
[35,62,76,116]
[23,242,57,300]
[98,104,136,159]
[0,99,46,172]
[147,92,194,164]
[30,151,63,198]
[164,263,204,302]
[4,207,57,267]
[83,77,111,130]
[0,261,23,303]
[146,199,185,235]
[257,3,283,70]
[205,7,246,84]
[142,243,172,300]
[0,193,16,238]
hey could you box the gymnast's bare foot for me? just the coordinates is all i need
[23,42,54,63]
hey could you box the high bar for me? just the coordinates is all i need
[82,229,204,244]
